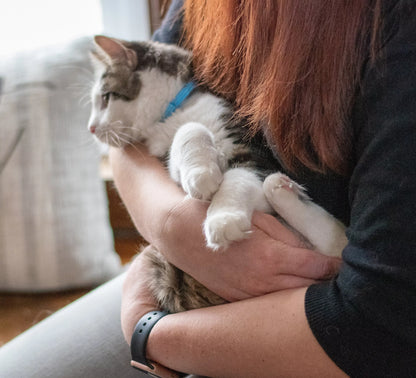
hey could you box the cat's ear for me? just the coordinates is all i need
[93,35,137,70]
[89,48,107,73]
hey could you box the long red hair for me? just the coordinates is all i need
[182,0,381,174]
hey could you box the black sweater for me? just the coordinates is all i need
[154,1,416,376]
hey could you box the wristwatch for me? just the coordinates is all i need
[130,310,182,378]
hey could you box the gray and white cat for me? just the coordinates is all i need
[88,35,347,312]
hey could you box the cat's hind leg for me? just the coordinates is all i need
[169,122,223,201]
[143,245,226,313]
[263,173,347,257]
[204,168,272,251]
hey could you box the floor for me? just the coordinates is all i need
[0,221,144,347]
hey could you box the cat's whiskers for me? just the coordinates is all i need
[109,129,145,155]
[60,64,96,109]
[110,129,127,148]
[110,122,137,131]
[109,132,120,148]
[114,132,142,152]
[107,128,127,148]
[113,131,132,142]
[104,130,111,147]
[106,121,139,146]
[79,91,92,107]
[108,120,131,132]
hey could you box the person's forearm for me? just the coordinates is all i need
[112,146,341,301]
[147,287,346,377]
[109,146,185,243]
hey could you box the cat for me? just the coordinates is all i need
[88,35,347,312]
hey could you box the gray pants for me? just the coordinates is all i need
[0,273,147,378]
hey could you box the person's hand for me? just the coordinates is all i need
[111,146,342,304]
[121,247,161,343]
[155,197,342,302]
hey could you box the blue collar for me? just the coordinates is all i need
[160,81,197,122]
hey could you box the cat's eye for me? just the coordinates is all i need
[101,92,127,108]
[102,93,111,107]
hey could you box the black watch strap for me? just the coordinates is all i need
[130,310,169,369]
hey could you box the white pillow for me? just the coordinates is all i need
[0,37,122,291]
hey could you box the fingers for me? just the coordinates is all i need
[273,242,342,280]
[252,212,306,248]
[265,274,319,293]
[252,213,341,281]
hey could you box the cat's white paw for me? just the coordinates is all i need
[182,165,223,201]
[263,172,310,204]
[204,211,252,251]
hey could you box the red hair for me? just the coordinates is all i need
[183,0,381,173]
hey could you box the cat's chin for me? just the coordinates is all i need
[105,138,147,150]
[93,132,132,148]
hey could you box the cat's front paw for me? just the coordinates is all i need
[204,211,252,251]
[263,173,310,203]
[182,165,223,201]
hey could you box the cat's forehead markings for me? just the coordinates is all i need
[99,70,141,100]
[128,43,192,80]
[100,71,120,83]
[100,72,120,90]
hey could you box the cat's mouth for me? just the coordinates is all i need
[94,129,132,148]
[94,129,148,149]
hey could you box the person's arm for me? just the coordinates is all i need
[112,145,343,376]
[148,289,345,377]
[152,0,184,45]
[122,251,347,377]
[110,146,340,301]
[304,2,416,376]
[108,146,184,245]
[112,145,345,375]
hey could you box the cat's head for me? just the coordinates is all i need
[88,35,192,147]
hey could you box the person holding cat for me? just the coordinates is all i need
[115,0,416,377]
[0,0,414,377]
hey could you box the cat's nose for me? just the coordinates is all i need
[89,125,96,134]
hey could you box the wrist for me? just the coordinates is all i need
[130,310,170,367]
[122,304,158,344]
[130,310,183,378]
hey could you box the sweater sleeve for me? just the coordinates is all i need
[151,0,184,44]
[305,2,416,377]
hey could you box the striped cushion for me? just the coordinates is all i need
[0,37,122,291]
